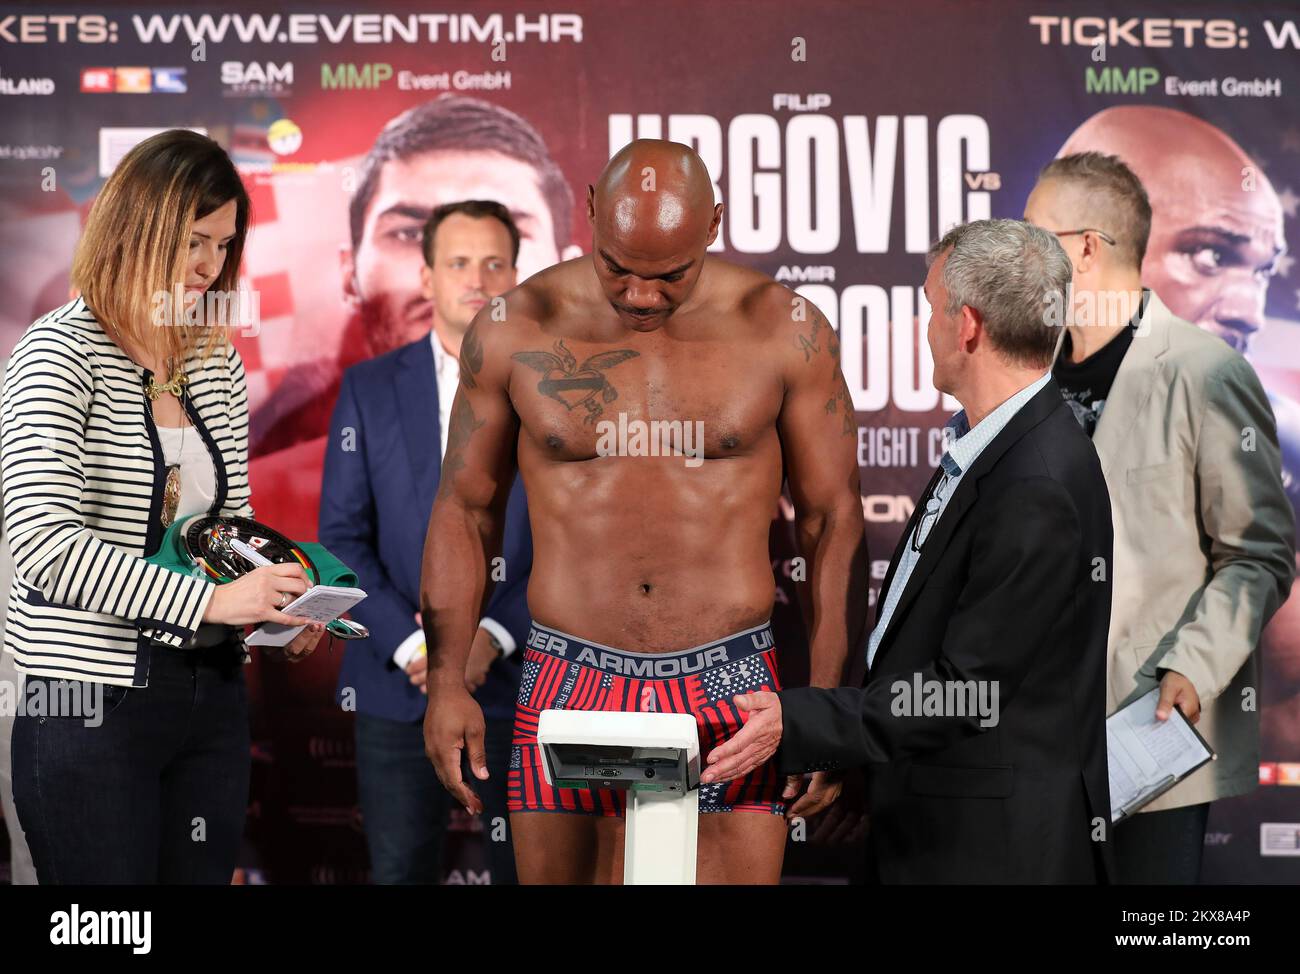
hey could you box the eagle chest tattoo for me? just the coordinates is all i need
[512,339,640,425]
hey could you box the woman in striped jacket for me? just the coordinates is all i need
[1,130,325,884]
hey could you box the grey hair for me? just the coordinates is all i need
[925,219,1072,368]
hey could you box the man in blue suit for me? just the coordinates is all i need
[321,200,532,884]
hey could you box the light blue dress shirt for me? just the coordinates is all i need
[865,372,1052,670]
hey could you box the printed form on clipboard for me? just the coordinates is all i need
[1107,686,1215,824]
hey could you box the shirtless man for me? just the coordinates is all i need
[419,139,867,884]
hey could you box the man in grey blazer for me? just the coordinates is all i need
[1025,153,1296,883]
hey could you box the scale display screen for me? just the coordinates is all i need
[543,743,698,793]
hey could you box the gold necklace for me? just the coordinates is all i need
[159,399,191,529]
[150,357,189,528]
[162,439,183,528]
[145,368,189,401]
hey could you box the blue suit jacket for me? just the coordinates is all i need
[320,335,531,723]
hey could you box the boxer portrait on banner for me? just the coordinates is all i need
[419,140,868,884]
[321,201,533,885]
[253,95,583,460]
[705,219,1116,884]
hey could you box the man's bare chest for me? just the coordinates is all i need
[507,332,781,461]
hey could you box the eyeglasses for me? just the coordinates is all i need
[1051,227,1117,246]
[911,471,951,552]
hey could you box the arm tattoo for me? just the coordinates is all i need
[459,323,484,389]
[795,312,825,363]
[835,377,855,436]
[511,338,639,425]
[820,320,854,435]
[440,394,486,487]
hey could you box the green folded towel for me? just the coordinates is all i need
[146,518,357,588]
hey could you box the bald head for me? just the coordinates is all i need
[1060,106,1279,213]
[587,140,722,330]
[592,139,716,247]
[1057,106,1286,351]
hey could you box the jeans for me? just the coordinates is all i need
[11,641,251,884]
[354,711,516,885]
[1114,801,1211,884]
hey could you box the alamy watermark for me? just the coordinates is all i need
[150,283,262,337]
[595,411,705,468]
[0,677,107,728]
[1041,285,1149,334]
[890,673,1000,728]
[50,904,150,954]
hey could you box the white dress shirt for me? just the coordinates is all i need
[865,372,1052,670]
[391,329,516,669]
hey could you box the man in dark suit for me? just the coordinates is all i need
[703,219,1115,883]
[320,201,532,884]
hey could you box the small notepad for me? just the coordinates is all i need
[244,585,368,648]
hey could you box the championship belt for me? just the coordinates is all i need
[159,515,370,641]
[183,515,318,585]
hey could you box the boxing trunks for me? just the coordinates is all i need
[508,620,786,816]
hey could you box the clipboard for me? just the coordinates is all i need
[1106,688,1215,824]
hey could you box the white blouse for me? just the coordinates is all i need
[156,422,218,521]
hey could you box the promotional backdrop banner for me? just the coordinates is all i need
[0,1,1298,882]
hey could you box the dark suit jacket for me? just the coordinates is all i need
[778,379,1115,883]
[320,335,532,723]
